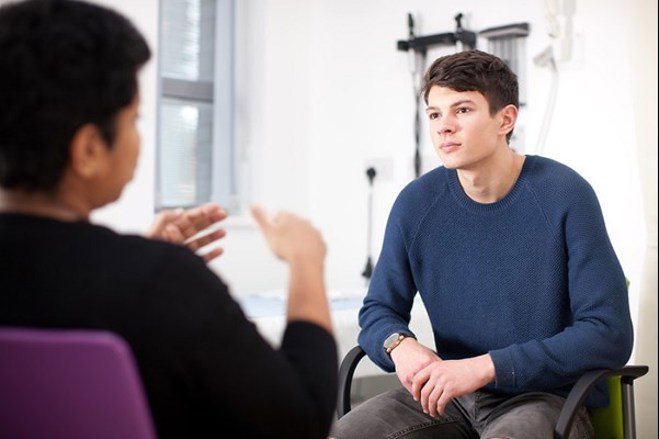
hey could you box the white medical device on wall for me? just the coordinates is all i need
[532,0,576,154]
[544,0,576,62]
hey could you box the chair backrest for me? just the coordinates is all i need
[589,278,640,439]
[0,327,157,439]
[592,375,624,438]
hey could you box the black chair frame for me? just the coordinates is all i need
[337,345,648,439]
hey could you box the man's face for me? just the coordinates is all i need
[425,86,505,171]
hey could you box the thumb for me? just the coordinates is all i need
[250,204,269,232]
[148,208,183,238]
[163,223,185,243]
[158,208,184,224]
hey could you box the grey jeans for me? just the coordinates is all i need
[331,387,593,439]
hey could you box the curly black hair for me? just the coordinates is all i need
[0,0,151,191]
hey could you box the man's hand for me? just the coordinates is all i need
[147,202,227,263]
[390,338,440,394]
[410,354,496,417]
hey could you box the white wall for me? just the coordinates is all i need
[24,0,653,434]
[623,0,658,436]
[88,0,159,234]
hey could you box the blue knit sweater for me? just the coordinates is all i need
[358,155,633,407]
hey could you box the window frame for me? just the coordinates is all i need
[155,0,237,212]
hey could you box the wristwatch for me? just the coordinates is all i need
[383,332,411,355]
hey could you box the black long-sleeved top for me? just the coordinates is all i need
[0,213,338,438]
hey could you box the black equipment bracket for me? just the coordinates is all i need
[396,13,477,54]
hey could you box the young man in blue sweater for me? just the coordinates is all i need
[332,50,633,438]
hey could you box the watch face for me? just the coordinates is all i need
[384,333,401,349]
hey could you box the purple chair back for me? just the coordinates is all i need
[0,327,157,439]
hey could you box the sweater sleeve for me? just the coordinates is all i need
[280,321,339,435]
[488,172,634,406]
[143,247,338,438]
[358,188,422,371]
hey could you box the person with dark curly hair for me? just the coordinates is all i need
[0,1,337,438]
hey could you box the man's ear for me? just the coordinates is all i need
[68,124,107,178]
[499,104,518,137]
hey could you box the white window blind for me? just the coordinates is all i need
[157,0,236,211]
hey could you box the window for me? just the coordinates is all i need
[157,0,237,211]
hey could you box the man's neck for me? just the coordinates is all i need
[457,150,525,204]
